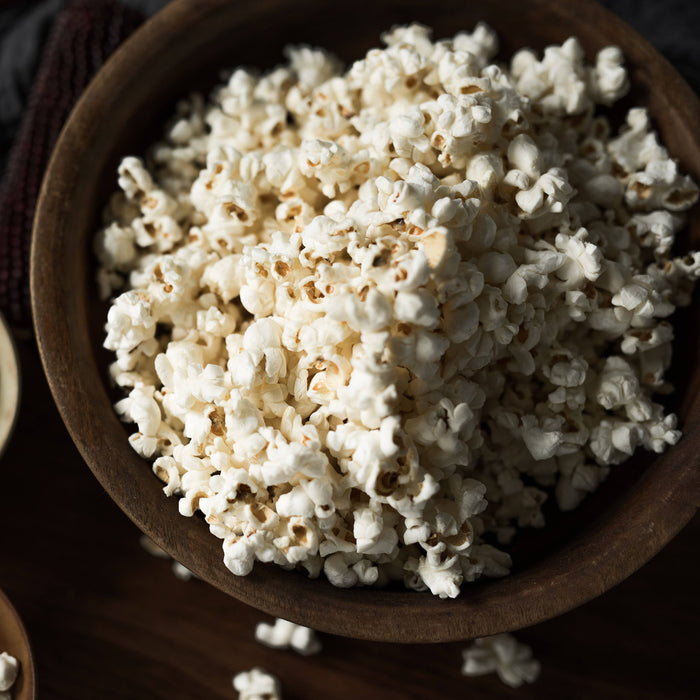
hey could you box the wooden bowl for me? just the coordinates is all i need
[0,589,36,700]
[31,0,700,642]
[0,311,20,460]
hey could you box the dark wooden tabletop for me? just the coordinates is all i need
[0,337,697,699]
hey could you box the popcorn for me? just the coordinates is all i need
[139,534,170,559]
[588,46,629,105]
[0,653,19,694]
[233,668,282,700]
[461,633,540,688]
[172,561,196,580]
[511,37,589,115]
[139,534,198,580]
[626,161,699,213]
[104,291,156,352]
[99,24,698,599]
[254,618,322,656]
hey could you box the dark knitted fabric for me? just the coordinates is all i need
[0,0,142,329]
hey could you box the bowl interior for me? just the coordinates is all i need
[32,0,700,642]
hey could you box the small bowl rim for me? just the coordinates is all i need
[0,311,20,461]
[0,587,37,700]
[30,0,700,642]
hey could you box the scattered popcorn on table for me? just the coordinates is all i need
[139,534,197,580]
[461,633,540,688]
[233,667,282,700]
[0,652,19,695]
[98,23,699,597]
[171,561,196,580]
[138,534,171,559]
[255,618,322,656]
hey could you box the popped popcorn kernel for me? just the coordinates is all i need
[0,652,19,694]
[233,667,282,700]
[461,633,541,688]
[254,617,322,656]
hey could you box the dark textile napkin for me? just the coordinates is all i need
[0,0,142,330]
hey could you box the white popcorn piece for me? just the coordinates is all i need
[608,108,666,173]
[254,618,322,656]
[596,356,642,410]
[233,668,282,700]
[139,534,198,581]
[461,633,540,688]
[104,291,156,353]
[414,553,463,599]
[628,211,681,256]
[94,222,137,271]
[117,156,153,201]
[520,415,563,461]
[286,45,342,89]
[115,385,161,438]
[223,535,259,577]
[0,653,19,693]
[97,23,699,599]
[511,37,589,116]
[323,552,360,588]
[626,159,699,212]
[453,22,499,67]
[152,456,182,496]
[172,561,196,580]
[139,534,170,559]
[588,46,629,105]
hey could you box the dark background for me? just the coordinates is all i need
[0,1,699,698]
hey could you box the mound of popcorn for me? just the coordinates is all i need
[96,23,699,598]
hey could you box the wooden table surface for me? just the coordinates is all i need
[0,338,696,699]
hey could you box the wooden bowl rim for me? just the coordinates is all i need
[30,0,700,642]
[0,588,37,700]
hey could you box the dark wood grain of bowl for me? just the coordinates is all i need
[30,0,700,642]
